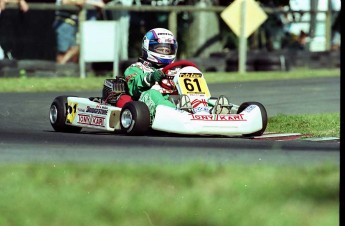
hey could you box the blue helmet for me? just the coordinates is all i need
[142,28,178,67]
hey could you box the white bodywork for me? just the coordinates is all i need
[65,97,122,132]
[152,105,263,136]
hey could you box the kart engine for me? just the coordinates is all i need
[102,78,128,105]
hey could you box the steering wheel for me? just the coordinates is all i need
[162,60,198,74]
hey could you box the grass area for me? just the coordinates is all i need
[205,67,340,83]
[0,163,339,226]
[0,68,340,93]
[267,112,340,138]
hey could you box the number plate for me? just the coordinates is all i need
[178,73,210,97]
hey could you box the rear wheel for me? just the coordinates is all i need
[49,96,82,133]
[237,102,267,136]
[120,101,150,135]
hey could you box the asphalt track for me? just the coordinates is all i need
[0,77,340,165]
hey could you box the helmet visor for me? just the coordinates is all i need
[149,43,176,55]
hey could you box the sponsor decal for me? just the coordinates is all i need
[245,105,256,113]
[157,33,172,36]
[125,73,137,82]
[66,102,78,123]
[191,99,208,108]
[160,38,174,44]
[78,114,105,127]
[193,106,209,113]
[191,114,246,121]
[188,93,207,97]
[95,104,108,110]
[166,68,178,77]
[179,73,202,78]
[141,62,152,69]
[139,93,155,112]
[86,106,108,115]
[78,114,90,124]
[104,80,113,89]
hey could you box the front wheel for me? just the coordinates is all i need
[49,96,82,133]
[237,101,268,137]
[120,101,150,135]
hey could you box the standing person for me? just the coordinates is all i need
[0,0,29,13]
[53,0,105,64]
[0,0,29,59]
[261,1,287,51]
[331,9,340,51]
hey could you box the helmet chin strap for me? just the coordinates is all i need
[138,57,153,67]
[139,57,167,69]
[155,63,166,68]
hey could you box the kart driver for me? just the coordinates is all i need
[124,28,182,120]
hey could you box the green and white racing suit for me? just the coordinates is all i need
[124,60,176,121]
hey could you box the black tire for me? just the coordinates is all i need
[254,55,289,71]
[120,101,150,135]
[49,96,82,133]
[237,102,268,137]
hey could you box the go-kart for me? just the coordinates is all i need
[49,60,267,137]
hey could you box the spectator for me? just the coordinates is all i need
[0,0,29,60]
[260,1,288,51]
[53,0,105,64]
[288,30,308,50]
[105,0,134,61]
[331,9,340,51]
[0,0,29,13]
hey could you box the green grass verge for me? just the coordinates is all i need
[0,68,340,93]
[267,113,340,138]
[0,163,339,226]
[205,67,340,83]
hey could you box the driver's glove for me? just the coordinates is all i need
[145,69,165,85]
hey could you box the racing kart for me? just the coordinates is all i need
[49,60,268,137]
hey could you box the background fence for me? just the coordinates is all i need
[1,2,340,59]
[0,1,340,76]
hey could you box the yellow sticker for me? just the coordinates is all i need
[66,102,78,123]
[178,76,210,97]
